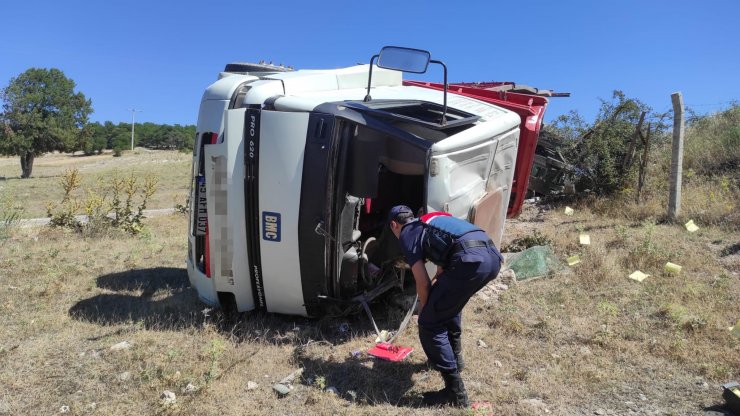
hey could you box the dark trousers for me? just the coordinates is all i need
[417,244,501,374]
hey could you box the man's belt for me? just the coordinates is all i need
[449,239,494,256]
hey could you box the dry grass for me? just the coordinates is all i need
[0,205,737,415]
[498,199,739,414]
[0,150,191,218]
[0,214,454,415]
[0,149,738,415]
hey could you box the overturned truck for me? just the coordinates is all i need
[187,47,552,317]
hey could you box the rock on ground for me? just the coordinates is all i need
[110,341,132,351]
[160,391,176,405]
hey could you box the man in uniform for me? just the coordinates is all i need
[388,205,503,407]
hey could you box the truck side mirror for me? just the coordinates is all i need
[377,46,431,74]
[364,46,448,125]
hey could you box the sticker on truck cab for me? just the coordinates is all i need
[262,211,281,242]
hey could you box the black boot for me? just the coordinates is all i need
[446,371,469,408]
[455,353,465,372]
[422,371,469,408]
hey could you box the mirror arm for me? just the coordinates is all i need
[364,54,379,102]
[430,59,448,125]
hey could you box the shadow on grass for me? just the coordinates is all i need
[71,268,439,407]
[719,242,740,257]
[69,267,203,330]
[295,349,430,407]
[96,267,190,297]
[702,404,735,415]
[218,296,413,347]
[69,267,412,347]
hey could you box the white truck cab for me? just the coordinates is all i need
[187,47,520,317]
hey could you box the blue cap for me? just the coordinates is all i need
[387,205,414,225]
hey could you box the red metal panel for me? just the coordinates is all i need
[403,81,549,218]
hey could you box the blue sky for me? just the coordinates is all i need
[1,1,738,126]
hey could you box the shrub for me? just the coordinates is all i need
[623,221,666,271]
[112,146,123,157]
[108,173,158,234]
[46,168,83,229]
[551,102,738,231]
[46,168,157,235]
[544,90,661,195]
[683,104,740,176]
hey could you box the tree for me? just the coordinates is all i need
[77,123,106,155]
[0,68,92,178]
[85,120,196,154]
[96,121,129,150]
[545,91,654,195]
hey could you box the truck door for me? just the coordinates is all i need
[255,110,311,316]
[425,123,519,247]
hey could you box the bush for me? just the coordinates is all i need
[46,167,83,229]
[683,104,740,176]
[545,96,739,231]
[112,146,123,157]
[622,221,667,271]
[108,173,158,235]
[46,168,157,236]
[545,90,659,195]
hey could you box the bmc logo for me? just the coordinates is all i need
[262,211,281,242]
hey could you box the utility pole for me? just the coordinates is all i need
[129,108,143,151]
[668,92,684,220]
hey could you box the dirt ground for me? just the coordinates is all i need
[0,150,191,218]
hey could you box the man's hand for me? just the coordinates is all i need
[431,266,444,285]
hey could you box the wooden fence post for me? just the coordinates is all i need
[624,111,646,173]
[636,122,651,202]
[668,92,684,220]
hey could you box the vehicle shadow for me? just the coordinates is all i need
[69,267,204,329]
[294,348,430,407]
[96,267,191,297]
[702,404,735,415]
[69,267,410,347]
